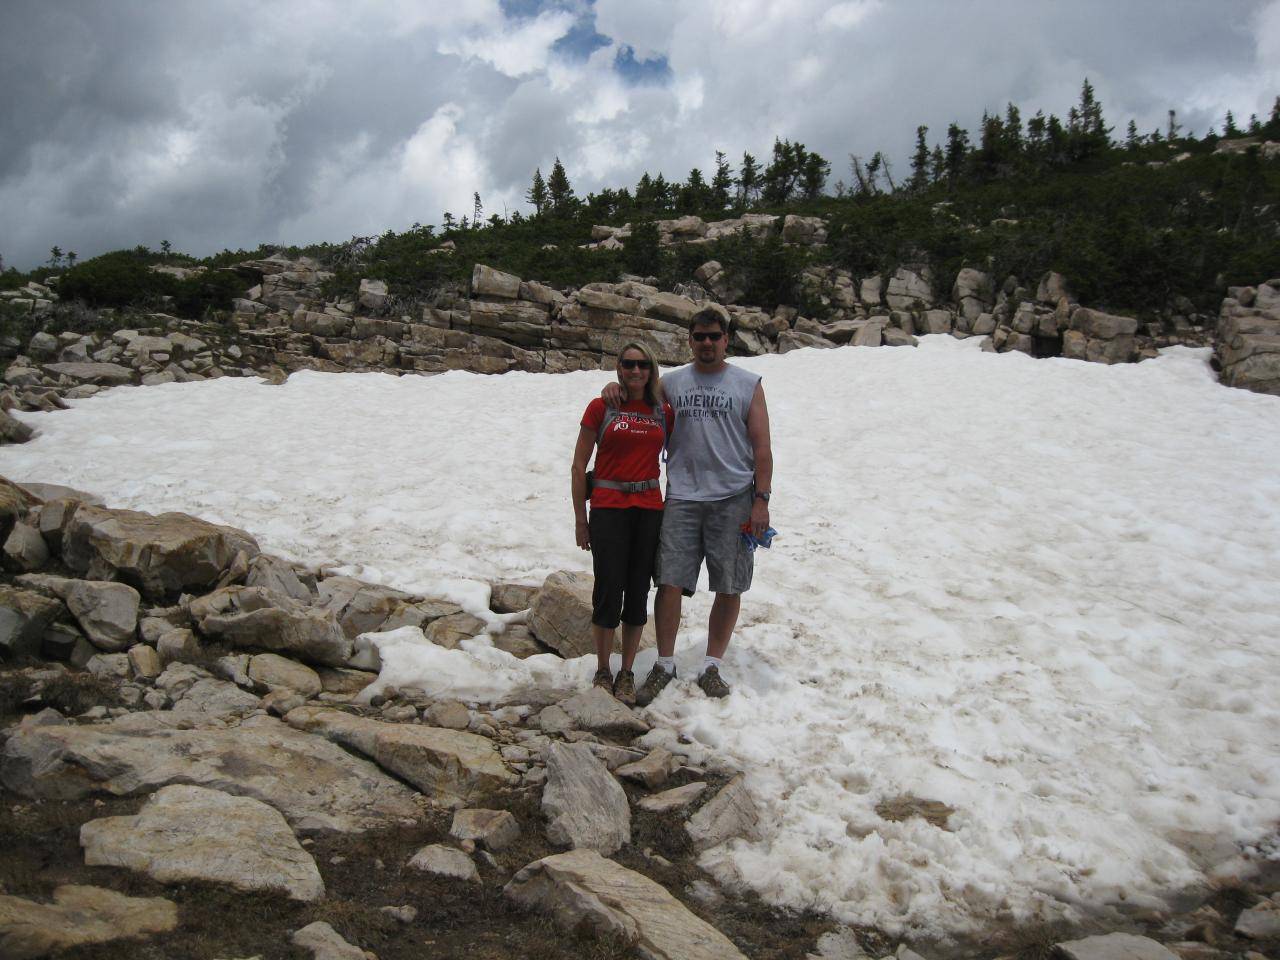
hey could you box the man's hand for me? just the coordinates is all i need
[601,382,624,407]
[749,498,769,540]
[575,518,590,550]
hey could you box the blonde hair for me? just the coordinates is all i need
[616,341,663,407]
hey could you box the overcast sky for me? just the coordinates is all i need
[2,0,1278,270]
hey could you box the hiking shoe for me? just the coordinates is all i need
[592,667,614,692]
[613,669,636,706]
[634,665,676,707]
[697,665,731,699]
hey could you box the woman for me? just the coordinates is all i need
[571,342,674,705]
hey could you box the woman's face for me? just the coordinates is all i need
[617,348,652,394]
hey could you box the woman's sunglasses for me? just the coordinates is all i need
[619,359,652,370]
[691,332,723,342]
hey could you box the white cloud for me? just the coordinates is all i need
[439,10,577,78]
[821,0,882,29]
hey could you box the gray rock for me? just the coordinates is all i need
[555,686,650,734]
[171,678,262,717]
[528,570,655,658]
[357,277,388,311]
[0,885,178,960]
[1235,899,1280,939]
[284,705,517,801]
[0,585,63,658]
[1056,933,1179,960]
[3,524,49,572]
[65,580,140,651]
[291,921,367,960]
[81,784,324,901]
[505,848,747,960]
[424,699,471,729]
[588,742,647,770]
[425,610,488,648]
[407,844,479,881]
[472,264,522,299]
[156,627,202,664]
[686,774,762,851]
[189,586,351,666]
[127,644,162,679]
[638,781,708,813]
[86,652,131,681]
[451,808,520,851]
[1070,307,1139,340]
[248,653,322,696]
[543,741,630,855]
[41,361,135,386]
[0,408,35,445]
[2,711,421,834]
[244,554,312,602]
[616,748,675,789]
[318,575,412,638]
[316,666,378,695]
[62,503,259,600]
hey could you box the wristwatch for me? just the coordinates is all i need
[754,491,771,502]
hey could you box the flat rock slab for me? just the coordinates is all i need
[407,844,479,881]
[42,361,135,385]
[505,848,747,960]
[2,711,420,834]
[616,748,675,789]
[553,686,650,734]
[248,652,322,696]
[292,921,367,960]
[0,884,177,960]
[61,502,259,600]
[1235,899,1280,938]
[686,774,762,851]
[190,585,352,666]
[543,741,630,855]
[81,784,324,901]
[638,781,708,814]
[285,705,517,801]
[1056,933,1180,960]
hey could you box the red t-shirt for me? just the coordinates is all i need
[581,398,675,510]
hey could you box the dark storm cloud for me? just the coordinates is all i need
[2,0,1277,270]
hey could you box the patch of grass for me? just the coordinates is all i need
[37,671,122,716]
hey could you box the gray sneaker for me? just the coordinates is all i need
[634,665,676,707]
[696,665,731,699]
[592,667,614,692]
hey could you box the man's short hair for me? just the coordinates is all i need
[688,307,729,334]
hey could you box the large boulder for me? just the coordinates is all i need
[542,741,630,855]
[65,580,140,651]
[317,576,413,638]
[505,849,747,960]
[357,278,388,311]
[41,361,134,386]
[1,711,421,834]
[528,570,656,658]
[885,267,934,310]
[188,585,351,666]
[471,264,522,300]
[685,774,763,851]
[81,784,325,901]
[60,503,259,600]
[1216,285,1280,395]
[0,885,177,960]
[284,705,517,801]
[0,408,34,445]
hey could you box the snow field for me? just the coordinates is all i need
[4,337,1279,938]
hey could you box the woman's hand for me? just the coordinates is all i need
[575,518,591,550]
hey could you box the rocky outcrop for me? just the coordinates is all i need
[1216,280,1280,395]
[0,885,178,960]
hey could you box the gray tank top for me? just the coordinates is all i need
[663,363,761,501]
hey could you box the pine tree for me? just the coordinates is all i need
[526,168,548,215]
[442,211,456,231]
[66,251,77,267]
[678,168,709,212]
[710,151,733,210]
[160,239,171,258]
[910,125,930,191]
[1248,113,1261,134]
[801,150,830,199]
[737,152,760,206]
[1167,110,1181,141]
[929,144,945,183]
[1224,110,1240,136]
[944,123,969,185]
[1126,119,1140,150]
[48,246,62,268]
[472,192,483,227]
[547,157,575,213]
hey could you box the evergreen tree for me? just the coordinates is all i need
[547,157,576,214]
[1248,113,1261,134]
[160,239,172,258]
[944,123,969,185]
[48,246,62,268]
[711,151,733,210]
[1126,119,1140,150]
[1224,110,1240,136]
[801,150,830,200]
[910,125,931,191]
[1026,111,1047,154]
[1004,103,1023,150]
[442,211,455,231]
[472,192,483,227]
[526,168,548,215]
[651,173,671,211]
[1167,109,1181,141]
[929,144,945,183]
[678,168,710,212]
[737,151,760,206]
[66,251,77,267]
[1267,97,1280,137]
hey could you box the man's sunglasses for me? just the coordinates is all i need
[619,359,652,370]
[691,331,724,342]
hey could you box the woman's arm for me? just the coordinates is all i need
[571,424,596,550]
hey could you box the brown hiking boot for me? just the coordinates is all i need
[613,669,636,706]
[634,664,675,707]
[696,665,731,699]
[592,667,613,692]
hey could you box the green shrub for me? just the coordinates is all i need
[57,250,175,309]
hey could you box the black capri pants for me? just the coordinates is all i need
[588,506,663,629]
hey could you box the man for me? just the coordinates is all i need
[604,306,773,703]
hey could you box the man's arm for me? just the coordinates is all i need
[746,381,772,539]
[571,425,596,550]
[601,381,624,407]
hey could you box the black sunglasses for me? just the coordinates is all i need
[619,359,652,370]
[691,331,723,342]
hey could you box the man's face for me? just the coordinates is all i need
[689,321,728,366]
